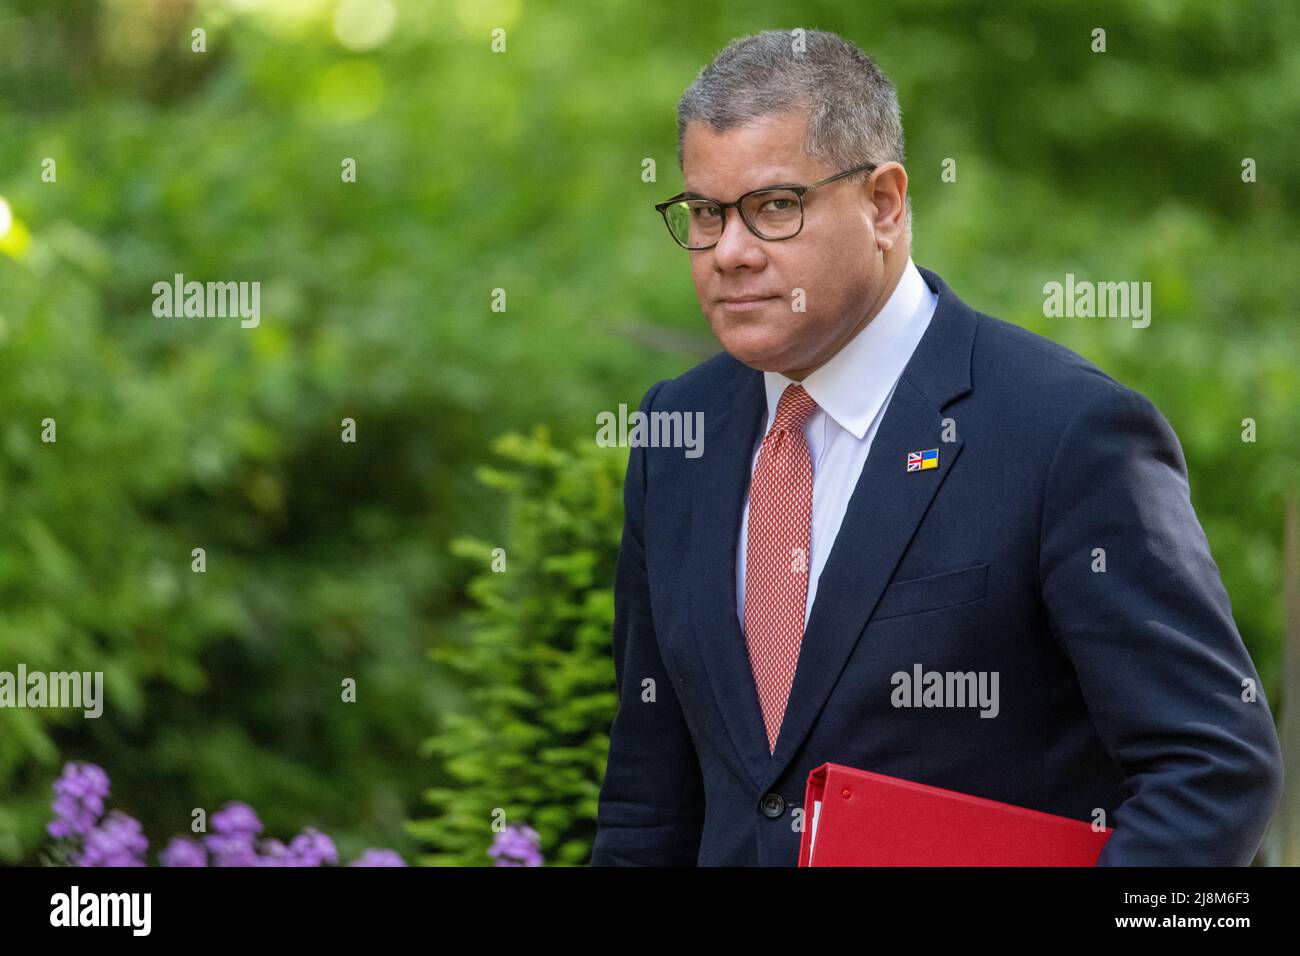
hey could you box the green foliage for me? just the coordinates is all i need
[407,429,624,866]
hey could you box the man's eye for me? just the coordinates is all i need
[761,198,795,212]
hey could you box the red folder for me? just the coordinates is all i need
[797,762,1112,866]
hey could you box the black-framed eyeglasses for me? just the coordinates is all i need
[654,161,878,250]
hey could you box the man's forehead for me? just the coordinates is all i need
[681,115,821,196]
[682,166,802,198]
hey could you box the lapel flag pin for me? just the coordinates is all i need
[906,448,939,472]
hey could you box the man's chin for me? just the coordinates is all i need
[716,339,794,373]
[708,316,802,370]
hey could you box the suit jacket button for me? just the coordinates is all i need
[759,793,785,818]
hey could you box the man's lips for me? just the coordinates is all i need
[718,294,782,312]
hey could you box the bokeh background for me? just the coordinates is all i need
[1,0,1297,865]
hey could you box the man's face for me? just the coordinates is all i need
[681,112,891,380]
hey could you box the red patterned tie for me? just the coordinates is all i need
[743,383,819,753]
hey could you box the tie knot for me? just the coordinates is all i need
[770,384,819,434]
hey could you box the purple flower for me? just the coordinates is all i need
[204,832,259,866]
[46,766,393,870]
[160,836,208,867]
[488,825,543,867]
[203,801,264,865]
[255,838,293,867]
[76,810,148,867]
[348,848,407,867]
[47,762,110,840]
[288,827,338,867]
[211,801,262,838]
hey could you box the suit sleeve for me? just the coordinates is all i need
[1038,383,1284,865]
[589,379,706,865]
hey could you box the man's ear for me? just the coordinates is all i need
[866,162,908,251]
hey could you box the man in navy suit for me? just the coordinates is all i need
[590,29,1283,866]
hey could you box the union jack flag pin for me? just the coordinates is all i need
[906,448,939,472]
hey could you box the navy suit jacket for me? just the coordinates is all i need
[590,266,1284,866]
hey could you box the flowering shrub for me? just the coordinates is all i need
[46,761,407,867]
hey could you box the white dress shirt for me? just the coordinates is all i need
[737,257,939,629]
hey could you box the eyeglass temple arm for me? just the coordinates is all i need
[805,161,879,190]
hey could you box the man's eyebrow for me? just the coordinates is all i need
[682,175,802,201]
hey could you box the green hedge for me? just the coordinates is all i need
[407,429,624,866]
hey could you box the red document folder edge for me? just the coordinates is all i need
[797,762,1112,866]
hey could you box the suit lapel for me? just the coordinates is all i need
[688,364,772,789]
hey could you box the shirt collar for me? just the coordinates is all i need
[762,257,935,440]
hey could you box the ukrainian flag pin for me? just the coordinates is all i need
[906,448,939,472]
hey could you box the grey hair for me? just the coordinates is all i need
[676,29,911,232]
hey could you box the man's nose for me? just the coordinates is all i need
[711,207,767,270]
